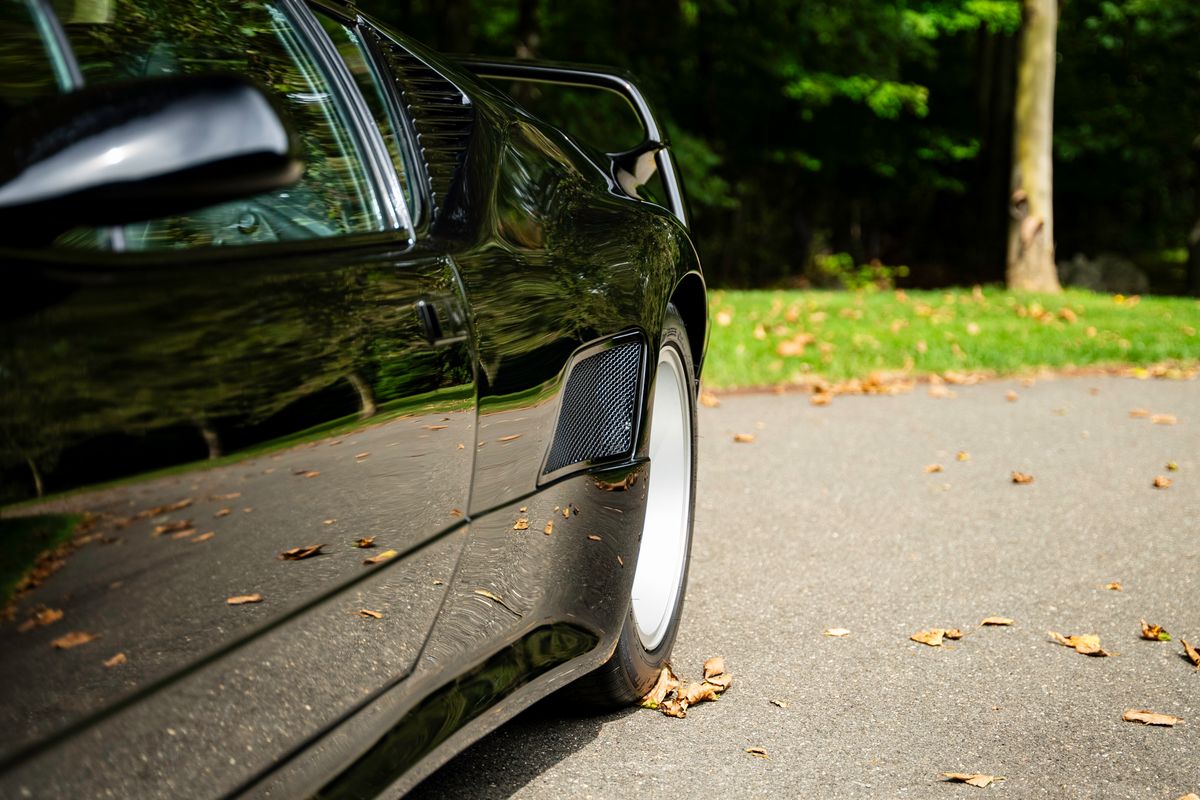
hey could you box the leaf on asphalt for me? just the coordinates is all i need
[824,628,851,637]
[1105,581,1123,591]
[942,773,999,788]
[703,657,726,680]
[497,435,521,442]
[1005,390,1019,402]
[191,532,215,543]
[956,451,970,462]
[1122,709,1183,727]
[52,631,98,649]
[745,747,769,759]
[1140,620,1172,642]
[353,537,376,548]
[18,607,64,633]
[1166,461,1179,471]
[103,652,126,668]
[679,681,722,705]
[363,549,398,565]
[928,383,956,399]
[1129,408,1150,418]
[911,629,946,647]
[209,492,241,501]
[944,629,965,640]
[770,699,790,709]
[152,519,193,537]
[641,666,680,708]
[1152,414,1178,425]
[356,609,383,619]
[513,518,529,530]
[705,672,733,690]
[562,506,570,518]
[1153,475,1173,489]
[733,433,756,443]
[170,527,199,540]
[587,534,602,541]
[226,594,263,605]
[422,425,448,430]
[1011,471,1035,484]
[1176,794,1199,800]
[1049,631,1113,656]
[543,520,554,535]
[981,616,1015,626]
[323,519,337,525]
[1183,639,1200,669]
[924,464,944,474]
[699,391,720,408]
[279,544,325,561]
[214,507,232,518]
[661,699,688,718]
[810,392,833,406]
[136,498,193,519]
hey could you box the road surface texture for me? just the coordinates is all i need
[412,374,1199,799]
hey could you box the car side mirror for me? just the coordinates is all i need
[0,74,303,244]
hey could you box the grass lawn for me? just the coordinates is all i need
[0,514,82,607]
[702,287,1200,390]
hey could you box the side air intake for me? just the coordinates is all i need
[542,335,644,479]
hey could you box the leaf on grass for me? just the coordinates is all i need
[356,609,383,619]
[18,607,64,633]
[543,521,554,535]
[52,631,98,649]
[1140,620,1172,642]
[981,617,1014,626]
[1122,709,1182,726]
[1105,581,1123,591]
[912,629,946,647]
[823,628,851,637]
[1152,414,1178,426]
[103,652,126,668]
[733,433,756,443]
[227,594,263,605]
[192,532,215,543]
[1153,475,1172,489]
[1183,639,1200,669]
[1011,471,1035,484]
[353,537,376,548]
[279,544,325,561]
[1049,630,1113,656]
[363,549,397,565]
[699,391,720,408]
[924,464,944,474]
[152,519,193,537]
[942,773,999,788]
[513,519,529,531]
[1129,408,1150,419]
[744,747,769,759]
[214,507,232,518]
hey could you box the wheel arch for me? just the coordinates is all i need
[668,271,708,383]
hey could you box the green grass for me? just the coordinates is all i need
[0,514,82,607]
[703,287,1200,389]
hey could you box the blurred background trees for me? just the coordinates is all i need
[364,0,1200,296]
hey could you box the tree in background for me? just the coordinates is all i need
[1007,0,1061,292]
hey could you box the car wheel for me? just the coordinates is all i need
[580,302,697,706]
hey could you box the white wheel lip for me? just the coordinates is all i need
[630,344,692,652]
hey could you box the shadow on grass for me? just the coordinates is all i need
[0,513,82,608]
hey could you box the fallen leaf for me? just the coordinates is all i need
[703,657,727,680]
[1105,581,1123,591]
[1129,408,1150,418]
[942,773,999,788]
[617,555,624,567]
[956,451,970,462]
[733,433,756,443]
[981,616,1014,626]
[1176,794,1199,800]
[214,507,232,518]
[1167,461,1179,471]
[422,424,448,431]
[1049,630,1113,656]
[279,544,325,561]
[1183,639,1200,669]
[51,631,98,649]
[242,507,253,513]
[1005,391,1019,402]
[562,506,570,519]
[192,532,215,543]
[587,535,602,541]
[1122,709,1183,726]
[810,392,833,407]
[226,594,263,605]
[660,698,687,718]
[944,629,965,640]
[363,549,398,565]
[450,508,463,517]
[699,391,720,408]
[323,519,337,525]
[1152,414,1178,425]
[170,528,199,540]
[641,665,680,708]
[924,464,944,474]
[103,652,126,668]
[543,521,554,535]
[1011,471,1035,484]
[1153,475,1172,489]
[912,629,946,647]
[209,492,241,501]
[355,451,370,459]
[823,628,851,637]
[744,747,769,759]
[356,609,383,619]
[519,506,528,513]
[513,519,529,531]
[705,672,733,690]
[152,519,193,537]
[497,434,522,442]
[353,537,376,548]
[1141,620,1172,642]
[297,470,320,478]
[679,681,721,705]
[770,699,790,709]
[17,607,64,633]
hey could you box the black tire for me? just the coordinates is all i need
[578,303,698,707]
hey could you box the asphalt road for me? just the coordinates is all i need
[412,374,1199,799]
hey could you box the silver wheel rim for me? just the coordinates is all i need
[630,344,692,652]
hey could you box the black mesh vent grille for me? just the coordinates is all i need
[544,340,641,475]
[371,33,474,220]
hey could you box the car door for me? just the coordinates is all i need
[0,1,475,795]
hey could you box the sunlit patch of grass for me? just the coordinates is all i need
[702,287,1200,389]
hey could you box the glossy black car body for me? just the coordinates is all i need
[0,1,705,797]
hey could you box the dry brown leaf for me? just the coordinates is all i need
[353,537,376,548]
[356,609,383,619]
[513,519,529,531]
[1011,471,1035,484]
[641,666,680,708]
[956,451,970,462]
[1049,630,1113,656]
[1140,619,1172,642]
[617,555,624,567]
[1175,794,1199,800]
[823,627,851,637]
[770,699,789,709]
[1183,639,1200,669]
[423,424,448,430]
[18,607,64,633]
[733,433,756,443]
[323,519,337,525]
[703,657,727,680]
[51,631,98,649]
[744,747,769,759]
[226,594,263,605]
[191,532,215,543]
[699,391,720,408]
[1129,408,1150,418]
[942,773,998,788]
[103,652,126,668]
[355,451,370,460]
[1153,475,1173,489]
[152,519,193,537]
[170,528,199,540]
[543,521,554,535]
[1152,414,1178,425]
[562,506,570,519]
[1005,390,1019,402]
[810,392,833,407]
[912,629,946,647]
[214,507,232,518]
[660,699,687,718]
[1167,461,1179,471]
[300,470,320,478]
[363,549,398,565]
[679,681,721,706]
[981,616,1014,626]
[924,463,944,474]
[1122,709,1183,726]
[1105,581,1123,591]
[279,544,325,561]
[518,506,528,513]
[944,629,965,640]
[209,492,241,501]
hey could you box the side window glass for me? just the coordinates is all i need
[316,12,418,223]
[0,0,72,111]
[50,0,384,249]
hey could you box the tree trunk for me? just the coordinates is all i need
[199,423,222,460]
[1006,0,1062,293]
[1188,135,1200,297]
[347,372,377,420]
[26,455,43,498]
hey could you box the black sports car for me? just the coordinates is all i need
[0,0,705,796]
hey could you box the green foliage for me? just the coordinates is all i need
[812,253,911,291]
